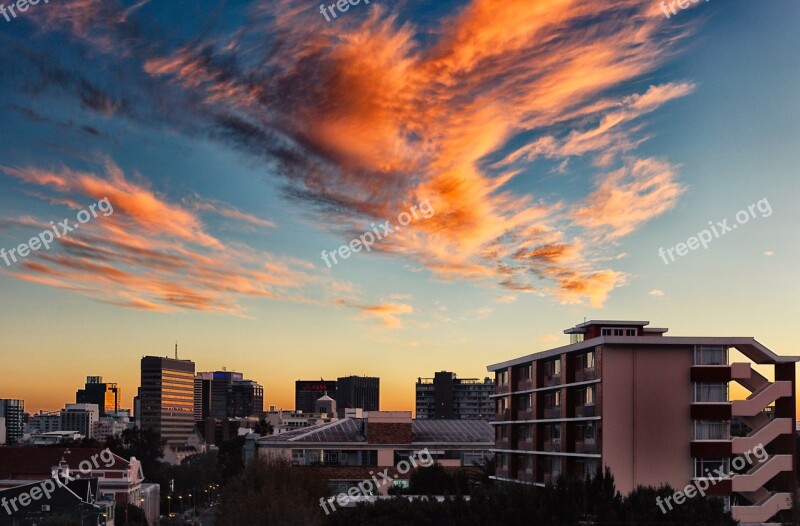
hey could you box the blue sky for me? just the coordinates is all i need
[0,0,797,412]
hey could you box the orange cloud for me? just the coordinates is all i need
[0,159,320,313]
[28,0,694,308]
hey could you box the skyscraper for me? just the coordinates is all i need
[140,356,195,446]
[76,376,121,417]
[194,371,264,420]
[336,376,380,417]
[229,380,264,418]
[0,399,24,444]
[295,380,337,415]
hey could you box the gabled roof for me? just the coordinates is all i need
[258,418,493,445]
[0,448,129,479]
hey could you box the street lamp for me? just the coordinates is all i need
[166,495,171,515]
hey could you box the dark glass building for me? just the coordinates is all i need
[295,380,337,415]
[75,376,121,417]
[336,376,380,417]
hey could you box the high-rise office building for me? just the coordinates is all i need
[194,373,213,421]
[295,380,337,415]
[229,380,264,418]
[336,376,380,418]
[76,376,121,417]
[60,403,100,439]
[0,399,24,444]
[488,319,799,525]
[194,371,264,420]
[140,356,195,446]
[416,371,495,420]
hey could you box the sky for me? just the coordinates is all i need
[0,0,798,416]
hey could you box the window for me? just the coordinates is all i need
[694,458,729,479]
[543,424,560,441]
[575,351,595,370]
[519,425,532,440]
[517,394,532,410]
[694,346,729,366]
[525,456,534,470]
[543,360,561,377]
[519,364,532,380]
[544,391,560,408]
[497,370,509,385]
[693,420,730,440]
[602,327,636,336]
[693,383,728,403]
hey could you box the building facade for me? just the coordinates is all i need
[487,320,798,525]
[416,371,495,420]
[76,376,121,417]
[336,376,380,418]
[0,399,24,444]
[194,371,264,420]
[140,356,195,447]
[60,403,99,439]
[295,380,337,415]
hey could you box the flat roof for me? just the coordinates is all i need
[487,335,800,371]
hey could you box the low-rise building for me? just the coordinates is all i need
[0,447,156,524]
[249,411,493,495]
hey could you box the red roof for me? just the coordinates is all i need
[0,447,129,479]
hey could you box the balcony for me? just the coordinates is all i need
[514,408,534,420]
[574,440,597,454]
[543,439,561,452]
[496,409,511,421]
[542,471,562,485]
[574,368,597,382]
[542,374,562,388]
[543,406,562,419]
[574,404,596,418]
[515,378,534,391]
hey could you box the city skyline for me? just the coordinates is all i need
[0,0,798,419]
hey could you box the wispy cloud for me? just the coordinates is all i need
[0,159,317,313]
[11,0,696,308]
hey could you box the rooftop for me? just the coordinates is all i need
[258,417,493,445]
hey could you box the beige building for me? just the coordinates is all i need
[488,320,798,525]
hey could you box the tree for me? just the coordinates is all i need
[105,427,165,478]
[253,419,274,436]
[217,456,328,526]
[470,455,495,488]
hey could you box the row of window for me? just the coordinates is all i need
[497,352,596,386]
[499,423,596,441]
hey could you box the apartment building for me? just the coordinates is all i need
[416,371,495,420]
[487,320,798,525]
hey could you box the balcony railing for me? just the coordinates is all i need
[514,408,533,420]
[574,440,597,454]
[497,409,512,421]
[543,374,562,387]
[574,368,597,382]
[574,404,596,418]
[543,439,561,452]
[544,406,562,419]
